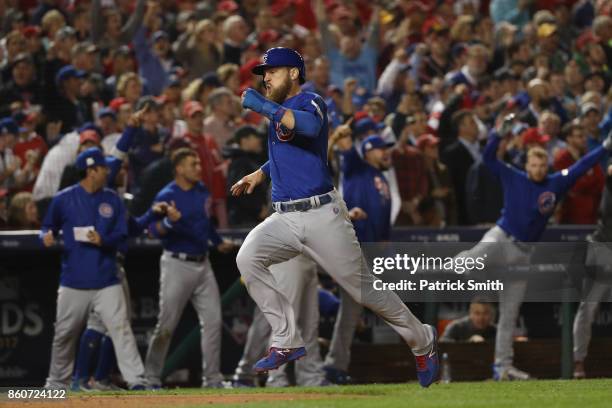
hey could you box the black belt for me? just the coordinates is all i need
[499,229,530,253]
[170,252,206,263]
[272,192,333,213]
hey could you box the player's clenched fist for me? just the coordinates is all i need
[241,88,286,122]
[348,207,368,221]
[152,201,169,214]
[87,230,102,246]
[166,201,182,222]
[241,88,267,113]
[216,240,235,254]
[42,231,55,247]
[231,168,266,197]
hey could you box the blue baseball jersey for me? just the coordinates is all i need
[484,132,607,242]
[341,147,391,242]
[153,181,222,255]
[261,92,334,202]
[40,185,127,289]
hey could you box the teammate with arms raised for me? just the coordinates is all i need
[460,115,612,380]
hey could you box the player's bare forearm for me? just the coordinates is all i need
[280,109,295,130]
[231,168,266,196]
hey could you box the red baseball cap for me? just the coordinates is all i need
[22,26,41,38]
[217,0,239,13]
[422,17,449,37]
[416,133,440,150]
[522,128,550,146]
[183,101,204,118]
[109,97,128,112]
[79,129,101,145]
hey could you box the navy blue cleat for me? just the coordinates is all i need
[254,347,306,373]
[323,366,352,385]
[415,324,439,388]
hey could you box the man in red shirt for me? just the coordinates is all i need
[12,113,48,192]
[553,122,605,224]
[181,101,228,227]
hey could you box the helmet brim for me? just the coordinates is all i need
[252,63,305,84]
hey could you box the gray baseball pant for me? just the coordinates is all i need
[324,287,362,372]
[457,225,530,367]
[87,263,131,333]
[45,284,145,389]
[235,190,431,354]
[266,255,325,387]
[573,243,612,362]
[233,255,326,386]
[233,306,270,383]
[144,252,223,387]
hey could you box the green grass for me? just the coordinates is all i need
[75,379,612,408]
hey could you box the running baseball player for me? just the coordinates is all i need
[323,126,395,384]
[572,160,612,379]
[461,115,612,380]
[144,147,233,389]
[231,47,438,388]
[232,255,327,387]
[41,147,146,390]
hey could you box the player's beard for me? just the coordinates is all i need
[266,74,292,103]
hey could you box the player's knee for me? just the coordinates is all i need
[53,321,81,339]
[236,245,256,273]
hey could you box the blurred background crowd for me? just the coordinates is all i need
[0,0,611,231]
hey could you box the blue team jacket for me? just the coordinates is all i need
[40,184,127,289]
[261,92,334,202]
[484,131,607,242]
[341,147,391,243]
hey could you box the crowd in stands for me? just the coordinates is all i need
[0,0,611,231]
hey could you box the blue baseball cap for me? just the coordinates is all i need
[354,117,385,138]
[361,135,394,156]
[0,117,26,135]
[97,107,117,120]
[252,47,306,84]
[56,65,86,86]
[78,122,103,139]
[76,147,107,171]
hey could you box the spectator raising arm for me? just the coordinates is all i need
[91,0,147,46]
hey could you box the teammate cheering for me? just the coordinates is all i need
[324,124,395,384]
[231,47,439,388]
[144,147,233,389]
[460,115,612,380]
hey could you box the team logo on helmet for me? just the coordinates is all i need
[275,122,294,142]
[98,203,114,218]
[537,191,556,215]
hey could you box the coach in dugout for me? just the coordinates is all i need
[41,147,146,390]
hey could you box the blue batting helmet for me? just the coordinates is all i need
[252,47,306,84]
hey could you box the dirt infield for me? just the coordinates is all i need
[4,392,345,408]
